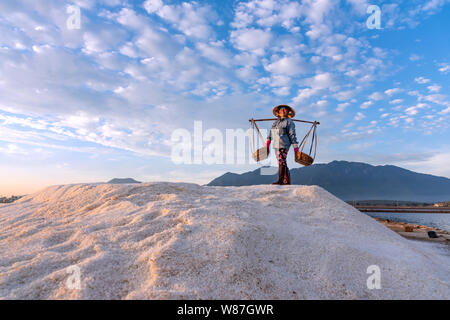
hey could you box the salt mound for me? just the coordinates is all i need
[0,182,448,299]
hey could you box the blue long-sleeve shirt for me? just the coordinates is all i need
[267,117,299,150]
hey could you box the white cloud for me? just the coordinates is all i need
[336,102,350,112]
[119,42,140,58]
[360,101,373,109]
[405,106,419,115]
[389,99,403,104]
[269,75,291,87]
[272,86,290,96]
[236,66,258,81]
[315,100,328,107]
[231,0,301,30]
[414,76,431,84]
[117,8,149,30]
[292,88,318,103]
[405,103,427,116]
[408,90,421,97]
[143,0,163,13]
[305,23,331,40]
[144,0,217,40]
[292,72,336,104]
[438,63,450,74]
[398,151,450,179]
[256,77,271,85]
[354,112,365,120]
[421,94,450,112]
[233,52,260,67]
[421,0,449,12]
[230,28,272,55]
[196,42,232,66]
[385,88,402,96]
[302,0,337,25]
[346,0,370,15]
[82,28,128,54]
[305,72,334,90]
[333,90,356,101]
[368,92,384,101]
[409,54,422,61]
[348,142,374,150]
[0,143,29,155]
[264,55,307,76]
[0,114,48,130]
[427,85,441,92]
[278,1,302,29]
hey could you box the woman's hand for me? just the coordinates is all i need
[294,146,299,157]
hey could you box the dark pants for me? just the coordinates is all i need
[274,148,290,185]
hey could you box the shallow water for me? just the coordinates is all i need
[409,239,450,258]
[364,212,450,232]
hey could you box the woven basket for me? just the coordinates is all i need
[252,147,269,162]
[295,152,314,166]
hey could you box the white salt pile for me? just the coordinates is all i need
[0,182,448,299]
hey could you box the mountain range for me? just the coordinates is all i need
[207,161,450,202]
[107,178,141,184]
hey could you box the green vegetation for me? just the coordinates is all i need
[0,195,23,203]
[345,200,433,206]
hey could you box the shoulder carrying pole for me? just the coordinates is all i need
[249,118,320,125]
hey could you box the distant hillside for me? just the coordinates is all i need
[207,161,450,202]
[107,178,141,184]
[0,195,23,204]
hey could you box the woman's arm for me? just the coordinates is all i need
[287,119,298,145]
[287,119,299,153]
[266,122,275,151]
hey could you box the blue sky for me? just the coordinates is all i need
[0,0,449,195]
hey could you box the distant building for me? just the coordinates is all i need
[433,202,448,207]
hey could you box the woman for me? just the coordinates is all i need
[266,105,299,185]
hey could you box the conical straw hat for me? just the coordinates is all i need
[273,104,295,118]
